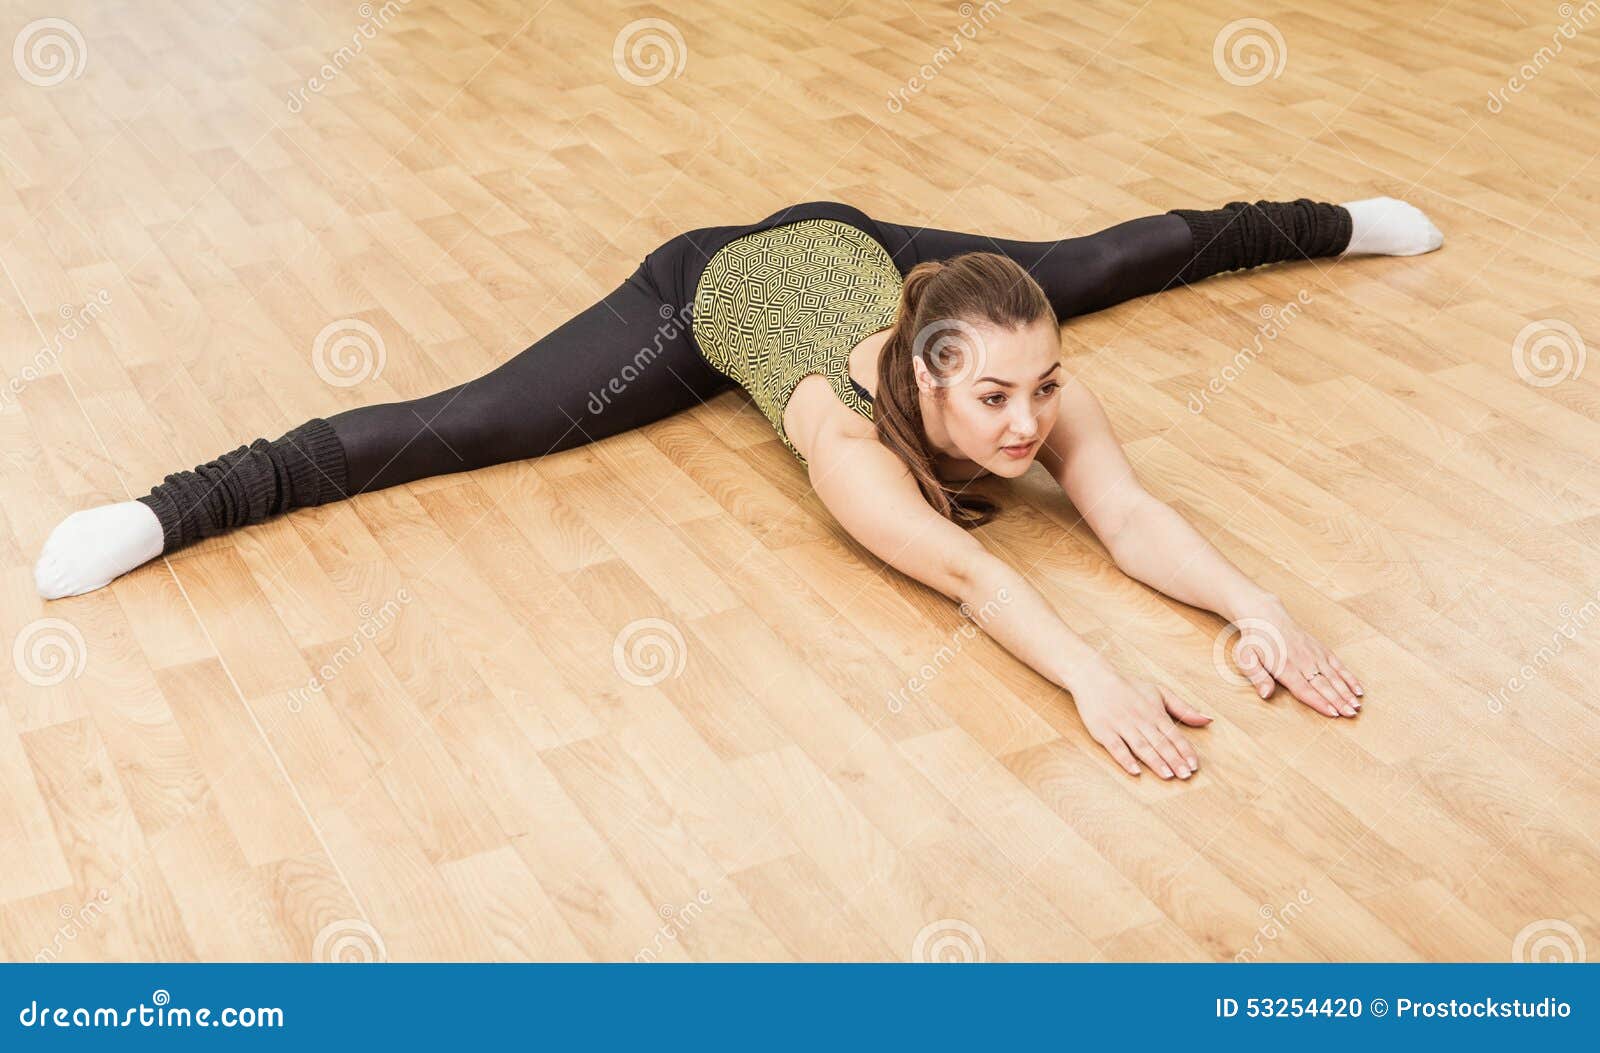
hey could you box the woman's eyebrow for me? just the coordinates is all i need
[975,362,1061,386]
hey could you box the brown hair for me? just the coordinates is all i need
[871,251,1058,528]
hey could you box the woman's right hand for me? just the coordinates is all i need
[1069,665,1212,779]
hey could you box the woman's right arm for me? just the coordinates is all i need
[804,427,1210,779]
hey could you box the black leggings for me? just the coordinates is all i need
[137,198,1350,552]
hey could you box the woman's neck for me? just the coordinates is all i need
[849,331,985,478]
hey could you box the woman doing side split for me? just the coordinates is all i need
[37,194,1443,779]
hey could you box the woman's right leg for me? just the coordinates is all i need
[35,253,730,598]
[866,196,1440,320]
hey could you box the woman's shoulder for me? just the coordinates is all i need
[783,372,875,463]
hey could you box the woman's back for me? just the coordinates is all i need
[690,217,900,466]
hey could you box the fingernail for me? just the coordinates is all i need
[1355,687,1364,696]
[1160,766,1173,778]
[1179,768,1191,779]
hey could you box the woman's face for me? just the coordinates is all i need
[916,317,1063,478]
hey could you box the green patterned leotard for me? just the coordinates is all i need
[691,218,903,466]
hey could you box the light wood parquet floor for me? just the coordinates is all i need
[2,0,1598,961]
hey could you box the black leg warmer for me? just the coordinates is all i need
[1167,199,1351,284]
[137,417,349,554]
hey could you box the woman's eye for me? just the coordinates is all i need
[982,393,1006,407]
[1038,382,1060,397]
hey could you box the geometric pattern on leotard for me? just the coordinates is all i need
[691,218,903,465]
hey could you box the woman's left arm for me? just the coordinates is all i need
[1036,373,1365,717]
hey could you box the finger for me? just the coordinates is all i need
[1236,644,1276,699]
[1096,732,1142,777]
[1327,652,1364,698]
[1284,671,1340,717]
[1123,728,1175,779]
[1317,659,1361,712]
[1305,666,1354,716]
[1137,723,1190,779]
[1160,686,1213,727]
[1156,717,1201,774]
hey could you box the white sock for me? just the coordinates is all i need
[35,501,165,599]
[1339,196,1443,256]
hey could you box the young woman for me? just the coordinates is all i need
[35,195,1442,779]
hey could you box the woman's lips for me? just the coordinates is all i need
[1000,440,1036,459]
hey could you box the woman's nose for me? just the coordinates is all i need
[1007,407,1038,440]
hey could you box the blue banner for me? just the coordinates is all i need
[5,963,1593,1048]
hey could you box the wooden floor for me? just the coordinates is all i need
[3,0,1598,963]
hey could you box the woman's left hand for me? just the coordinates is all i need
[1227,598,1365,717]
